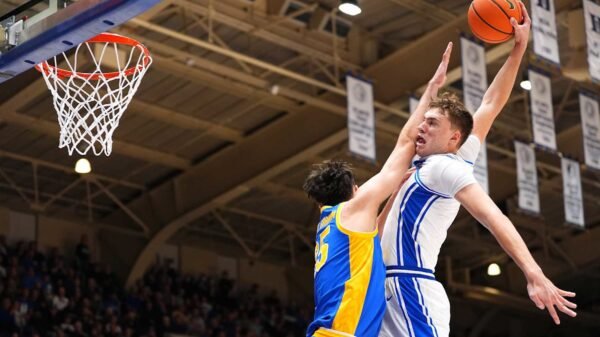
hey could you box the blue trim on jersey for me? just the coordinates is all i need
[400,278,436,337]
[396,183,418,267]
[394,278,414,337]
[414,279,439,337]
[463,159,474,165]
[413,195,440,267]
[386,272,436,281]
[414,170,451,199]
[386,266,434,274]
[401,187,437,267]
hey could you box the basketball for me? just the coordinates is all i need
[468,0,523,44]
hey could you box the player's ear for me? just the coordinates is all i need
[450,129,461,146]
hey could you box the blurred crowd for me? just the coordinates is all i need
[0,235,310,337]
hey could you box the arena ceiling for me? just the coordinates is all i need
[0,1,599,336]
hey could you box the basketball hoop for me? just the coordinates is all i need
[35,32,152,156]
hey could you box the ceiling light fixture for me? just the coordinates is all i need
[520,80,532,91]
[487,263,501,276]
[339,0,361,16]
[75,158,92,174]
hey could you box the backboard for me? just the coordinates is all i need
[0,0,161,84]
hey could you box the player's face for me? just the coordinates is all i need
[415,108,460,157]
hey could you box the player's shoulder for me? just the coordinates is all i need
[424,153,471,169]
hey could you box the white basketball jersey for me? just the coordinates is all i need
[380,135,481,272]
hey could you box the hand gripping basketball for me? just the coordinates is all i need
[468,0,525,44]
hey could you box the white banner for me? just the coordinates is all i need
[561,158,585,227]
[584,0,600,82]
[346,75,376,161]
[461,37,489,193]
[529,70,557,150]
[515,141,540,214]
[580,93,600,170]
[532,0,560,64]
[409,96,420,115]
[461,37,488,114]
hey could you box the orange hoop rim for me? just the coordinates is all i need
[35,32,152,80]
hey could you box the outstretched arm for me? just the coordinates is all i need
[472,1,531,142]
[401,43,454,144]
[455,184,577,325]
[343,43,453,232]
[373,48,452,234]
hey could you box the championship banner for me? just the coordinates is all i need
[561,158,585,227]
[580,92,600,170]
[461,37,489,193]
[584,0,600,83]
[346,75,376,161]
[531,0,560,65]
[409,96,420,115]
[515,141,540,214]
[529,69,557,150]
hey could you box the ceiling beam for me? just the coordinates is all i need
[127,99,244,143]
[166,0,359,69]
[128,18,410,120]
[386,0,457,24]
[0,81,191,170]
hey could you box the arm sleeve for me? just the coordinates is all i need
[457,135,481,163]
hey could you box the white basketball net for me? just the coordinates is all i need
[36,33,152,156]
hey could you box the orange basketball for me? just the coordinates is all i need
[468,0,523,44]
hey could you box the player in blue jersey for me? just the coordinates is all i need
[302,43,454,337]
[378,4,576,337]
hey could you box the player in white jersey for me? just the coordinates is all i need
[378,4,576,337]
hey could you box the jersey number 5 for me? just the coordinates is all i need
[315,227,330,273]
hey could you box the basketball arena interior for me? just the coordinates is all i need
[0,1,598,337]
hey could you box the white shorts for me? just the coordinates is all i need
[379,272,450,337]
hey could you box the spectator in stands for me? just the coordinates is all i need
[52,286,69,312]
[75,235,91,271]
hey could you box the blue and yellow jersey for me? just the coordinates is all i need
[307,203,386,337]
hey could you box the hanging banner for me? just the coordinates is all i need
[346,75,376,161]
[531,0,560,65]
[409,96,420,115]
[580,92,600,170]
[515,141,540,214]
[461,37,487,113]
[561,158,585,227]
[584,0,600,83]
[461,37,489,193]
[529,70,557,150]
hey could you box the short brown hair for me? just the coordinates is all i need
[429,92,473,146]
[303,160,355,206]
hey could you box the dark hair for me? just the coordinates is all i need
[303,160,355,206]
[429,92,473,146]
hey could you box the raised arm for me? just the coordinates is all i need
[455,184,577,325]
[342,43,453,232]
[373,44,452,233]
[401,43,454,144]
[472,1,530,142]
